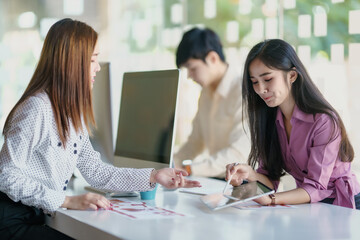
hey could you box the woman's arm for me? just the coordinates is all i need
[226,163,311,205]
[77,134,159,192]
[255,188,311,206]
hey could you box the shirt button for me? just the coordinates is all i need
[57,142,62,147]
[74,143,77,147]
[63,186,67,191]
[74,150,77,154]
[65,180,69,184]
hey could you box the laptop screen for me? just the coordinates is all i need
[114,69,180,166]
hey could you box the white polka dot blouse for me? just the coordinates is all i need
[0,92,155,214]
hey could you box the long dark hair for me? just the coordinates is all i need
[3,18,97,147]
[242,39,354,181]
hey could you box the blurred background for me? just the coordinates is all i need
[0,0,359,178]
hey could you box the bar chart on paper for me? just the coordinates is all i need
[109,199,192,220]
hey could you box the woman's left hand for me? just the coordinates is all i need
[151,168,202,189]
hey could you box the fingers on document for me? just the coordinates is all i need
[85,193,111,210]
[88,203,98,210]
[97,197,111,210]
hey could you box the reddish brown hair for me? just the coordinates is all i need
[3,18,98,147]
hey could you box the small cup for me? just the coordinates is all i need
[140,184,158,200]
[182,159,192,175]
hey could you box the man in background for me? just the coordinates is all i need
[173,27,250,178]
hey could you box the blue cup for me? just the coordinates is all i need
[140,184,158,200]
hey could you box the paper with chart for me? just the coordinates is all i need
[109,199,191,220]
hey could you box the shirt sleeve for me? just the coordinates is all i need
[190,97,250,177]
[299,115,340,202]
[173,103,205,167]
[77,133,155,192]
[0,97,66,214]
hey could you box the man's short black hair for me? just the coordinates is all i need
[176,27,225,68]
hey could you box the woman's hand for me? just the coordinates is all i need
[225,163,256,186]
[253,195,272,206]
[61,192,111,210]
[151,168,202,189]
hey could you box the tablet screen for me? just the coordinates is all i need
[200,181,274,211]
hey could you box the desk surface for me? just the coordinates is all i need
[47,176,360,240]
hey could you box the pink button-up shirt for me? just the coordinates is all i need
[257,105,360,208]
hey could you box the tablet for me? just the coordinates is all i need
[200,181,275,211]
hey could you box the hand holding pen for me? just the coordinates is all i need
[223,162,240,193]
[224,162,253,190]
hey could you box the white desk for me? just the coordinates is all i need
[47,176,360,240]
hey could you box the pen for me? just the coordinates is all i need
[223,162,240,194]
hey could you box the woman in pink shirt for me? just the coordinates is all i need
[226,39,360,209]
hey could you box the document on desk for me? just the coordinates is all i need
[109,199,192,220]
